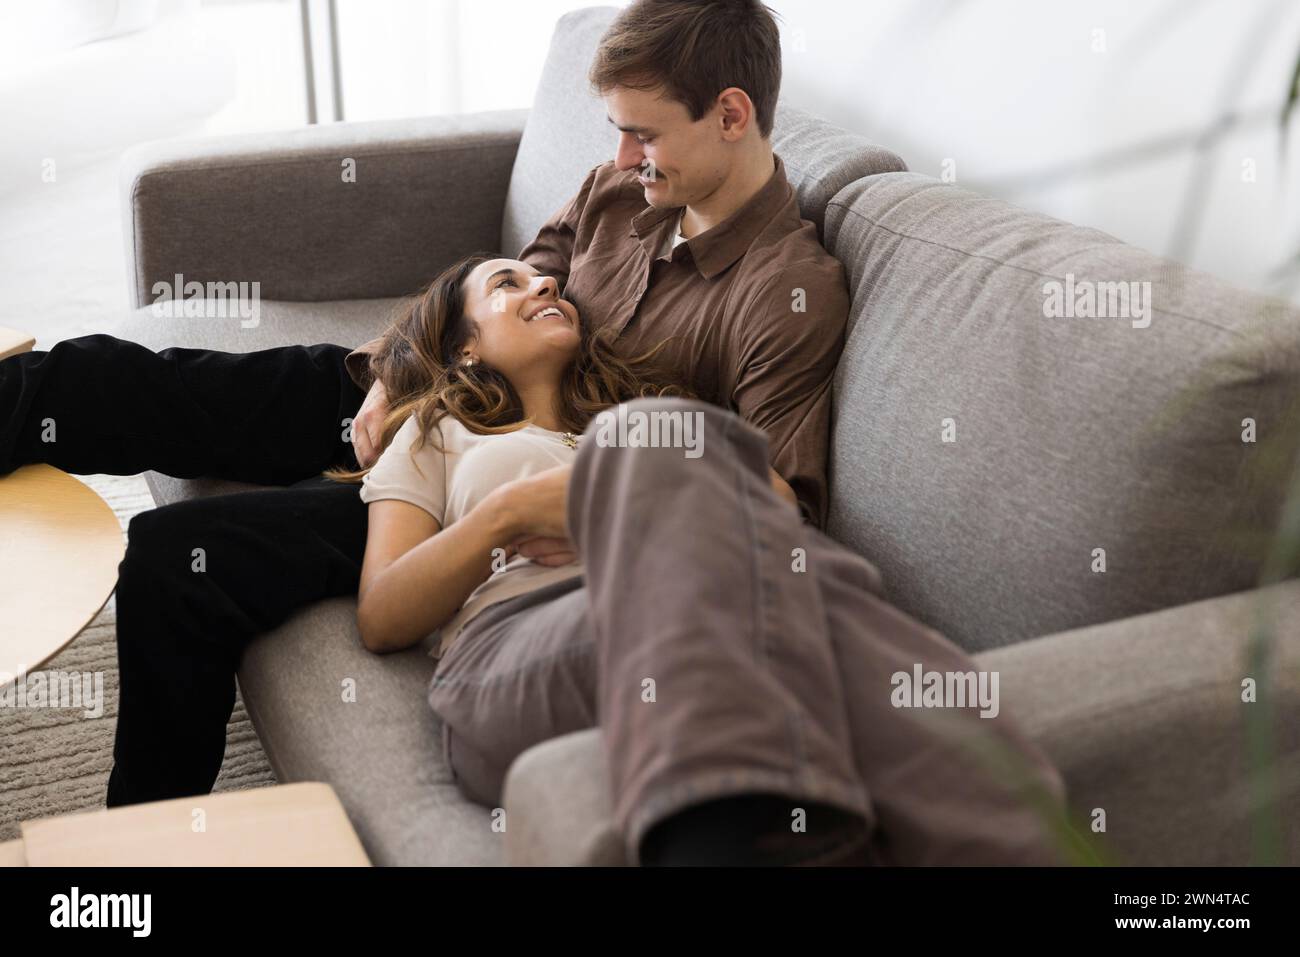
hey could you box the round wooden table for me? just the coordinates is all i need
[0,465,124,680]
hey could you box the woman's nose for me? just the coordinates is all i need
[535,276,558,298]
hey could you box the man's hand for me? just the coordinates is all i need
[353,378,390,468]
[515,536,578,567]
[769,467,799,511]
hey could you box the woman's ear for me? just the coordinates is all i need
[458,332,480,366]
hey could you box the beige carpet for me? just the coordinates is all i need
[0,474,276,841]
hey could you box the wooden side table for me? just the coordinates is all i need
[0,465,124,680]
[0,326,35,361]
[0,328,124,681]
[4,782,370,866]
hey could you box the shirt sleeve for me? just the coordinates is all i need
[516,163,603,291]
[358,415,448,525]
[730,259,850,532]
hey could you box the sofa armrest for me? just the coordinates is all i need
[120,109,529,308]
[503,728,624,866]
[977,580,1300,866]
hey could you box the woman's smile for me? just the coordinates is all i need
[523,303,572,325]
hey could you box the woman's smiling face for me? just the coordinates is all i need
[458,258,581,384]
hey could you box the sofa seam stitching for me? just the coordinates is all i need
[825,198,1246,338]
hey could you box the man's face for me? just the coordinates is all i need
[604,84,730,210]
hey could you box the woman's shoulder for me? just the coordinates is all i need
[385,410,465,457]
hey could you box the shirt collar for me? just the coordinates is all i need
[630,153,794,279]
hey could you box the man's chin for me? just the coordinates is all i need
[641,183,673,207]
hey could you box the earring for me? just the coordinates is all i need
[462,355,477,369]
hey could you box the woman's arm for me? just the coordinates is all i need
[356,495,517,654]
[357,463,573,653]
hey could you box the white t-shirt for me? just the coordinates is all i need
[660,209,689,259]
[359,412,584,660]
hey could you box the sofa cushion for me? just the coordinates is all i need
[237,597,504,866]
[499,6,907,258]
[824,171,1300,652]
[113,297,401,506]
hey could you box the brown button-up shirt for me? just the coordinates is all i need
[347,153,849,529]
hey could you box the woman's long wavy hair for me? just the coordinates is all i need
[326,252,694,481]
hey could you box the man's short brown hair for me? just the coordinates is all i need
[588,0,783,139]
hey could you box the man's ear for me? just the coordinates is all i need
[716,87,755,140]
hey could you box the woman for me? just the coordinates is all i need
[329,252,1070,868]
[328,252,796,651]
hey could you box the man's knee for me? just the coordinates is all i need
[123,508,179,574]
[119,504,220,636]
[123,503,210,572]
[577,396,740,478]
[573,397,771,518]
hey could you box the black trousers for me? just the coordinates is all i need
[0,334,368,806]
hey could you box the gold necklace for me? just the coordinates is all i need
[559,432,579,449]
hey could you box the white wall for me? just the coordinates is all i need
[767,0,1300,301]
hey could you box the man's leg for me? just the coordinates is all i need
[565,397,1070,866]
[798,530,1072,865]
[566,397,875,865]
[0,334,361,482]
[106,479,369,806]
[428,397,877,866]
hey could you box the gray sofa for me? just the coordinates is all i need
[115,6,1300,865]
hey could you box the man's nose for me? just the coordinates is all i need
[614,133,643,172]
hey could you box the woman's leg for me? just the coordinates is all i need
[428,577,597,808]
[0,334,361,482]
[429,578,865,866]
[107,479,369,806]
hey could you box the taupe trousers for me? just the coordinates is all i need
[428,398,1069,866]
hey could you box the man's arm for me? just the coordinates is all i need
[345,340,383,392]
[731,259,850,531]
[516,162,603,288]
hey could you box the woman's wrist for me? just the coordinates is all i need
[480,483,523,542]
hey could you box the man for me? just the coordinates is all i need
[349,11,840,532]
[0,0,1068,865]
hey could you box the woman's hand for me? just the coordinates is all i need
[489,465,578,566]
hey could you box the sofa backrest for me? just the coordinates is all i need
[500,5,907,257]
[824,171,1300,652]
